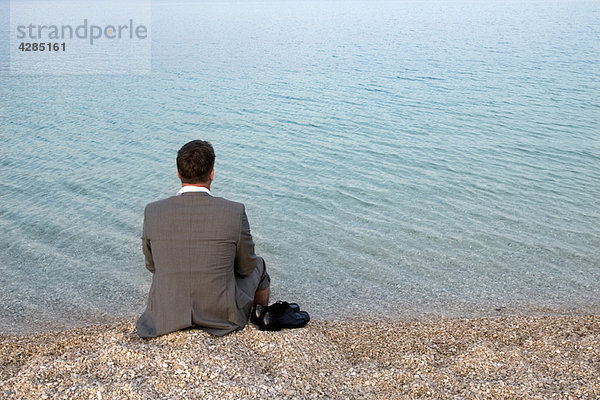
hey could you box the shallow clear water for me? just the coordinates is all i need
[1,0,599,334]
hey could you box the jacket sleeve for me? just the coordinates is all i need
[234,206,258,276]
[142,206,155,273]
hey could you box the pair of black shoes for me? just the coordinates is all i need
[250,301,310,331]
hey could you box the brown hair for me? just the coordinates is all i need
[176,140,215,183]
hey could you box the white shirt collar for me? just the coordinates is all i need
[176,186,212,196]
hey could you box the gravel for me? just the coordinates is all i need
[1,315,599,399]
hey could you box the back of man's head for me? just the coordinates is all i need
[177,140,215,184]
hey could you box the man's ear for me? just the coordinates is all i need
[210,169,214,181]
[177,170,180,179]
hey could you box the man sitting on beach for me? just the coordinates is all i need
[136,140,271,337]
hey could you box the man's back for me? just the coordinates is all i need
[137,191,260,337]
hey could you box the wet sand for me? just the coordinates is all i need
[1,315,599,399]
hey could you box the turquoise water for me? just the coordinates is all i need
[1,0,599,334]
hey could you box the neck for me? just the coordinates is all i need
[182,183,210,189]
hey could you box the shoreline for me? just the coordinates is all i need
[2,314,599,399]
[4,302,600,337]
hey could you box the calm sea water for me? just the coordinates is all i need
[1,0,599,334]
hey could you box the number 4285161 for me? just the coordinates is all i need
[18,42,66,52]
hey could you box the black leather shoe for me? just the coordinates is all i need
[259,301,310,331]
[250,304,266,326]
[251,301,301,326]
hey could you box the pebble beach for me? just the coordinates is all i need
[1,315,599,399]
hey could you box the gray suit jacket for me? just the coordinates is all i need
[136,192,260,337]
